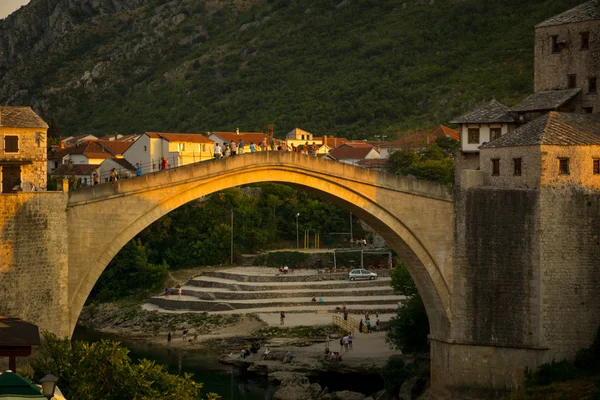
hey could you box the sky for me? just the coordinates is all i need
[0,0,30,19]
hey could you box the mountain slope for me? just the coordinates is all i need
[0,0,583,138]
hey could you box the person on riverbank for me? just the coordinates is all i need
[342,335,349,352]
[376,319,381,332]
[280,311,286,325]
[359,319,364,333]
[167,331,172,345]
[183,329,188,341]
[178,287,182,300]
[348,333,353,350]
[366,318,371,333]
[339,337,344,352]
[164,287,169,298]
[263,347,271,360]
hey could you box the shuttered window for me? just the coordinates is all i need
[4,136,18,153]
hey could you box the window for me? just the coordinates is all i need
[492,159,500,176]
[490,127,502,141]
[551,35,560,53]
[581,32,590,50]
[54,161,59,169]
[4,135,18,153]
[144,145,147,152]
[468,128,480,144]
[594,159,600,175]
[588,77,597,94]
[559,158,570,175]
[583,107,594,113]
[513,158,522,176]
[568,74,577,89]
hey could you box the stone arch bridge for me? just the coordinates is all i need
[2,151,599,398]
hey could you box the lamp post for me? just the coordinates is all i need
[350,212,353,240]
[40,373,57,400]
[296,213,300,250]
[230,209,234,265]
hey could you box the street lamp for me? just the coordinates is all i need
[296,213,300,250]
[350,212,353,240]
[230,209,234,265]
[40,373,57,400]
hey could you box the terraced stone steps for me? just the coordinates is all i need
[143,303,400,315]
[201,270,390,283]
[180,285,396,300]
[189,276,391,291]
[148,294,404,312]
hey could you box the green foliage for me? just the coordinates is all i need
[404,158,454,186]
[525,327,600,388]
[30,332,220,400]
[91,239,168,301]
[435,136,460,158]
[387,261,430,353]
[386,294,430,354]
[390,261,418,297]
[386,150,420,174]
[386,142,455,185]
[381,356,413,394]
[10,0,584,138]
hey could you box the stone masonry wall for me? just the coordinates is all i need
[0,192,69,337]
[539,186,600,360]
[0,127,47,190]
[453,186,541,347]
[535,20,600,112]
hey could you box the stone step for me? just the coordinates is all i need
[180,285,396,300]
[202,269,391,283]
[142,303,401,315]
[189,276,392,291]
[148,294,405,312]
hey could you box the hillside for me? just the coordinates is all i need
[0,0,583,138]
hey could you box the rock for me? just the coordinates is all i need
[272,374,312,400]
[331,390,365,400]
[398,377,427,400]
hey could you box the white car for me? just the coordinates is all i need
[348,269,378,281]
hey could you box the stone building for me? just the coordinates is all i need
[533,0,599,113]
[478,111,600,189]
[450,100,517,168]
[0,107,48,193]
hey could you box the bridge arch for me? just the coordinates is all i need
[66,152,454,338]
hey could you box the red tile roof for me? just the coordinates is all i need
[146,132,214,143]
[63,140,133,159]
[313,137,350,148]
[328,143,378,160]
[430,125,459,140]
[51,164,100,176]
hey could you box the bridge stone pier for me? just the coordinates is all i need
[0,152,599,399]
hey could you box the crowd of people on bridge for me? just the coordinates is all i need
[213,138,321,159]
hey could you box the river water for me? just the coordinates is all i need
[72,327,279,399]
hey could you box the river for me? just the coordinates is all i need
[72,327,279,399]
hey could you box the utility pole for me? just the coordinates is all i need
[230,209,234,265]
[296,213,300,250]
[350,212,353,239]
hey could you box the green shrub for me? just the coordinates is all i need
[575,327,600,372]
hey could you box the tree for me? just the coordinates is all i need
[386,149,420,175]
[30,333,220,400]
[386,261,430,353]
[403,158,454,186]
[47,118,61,147]
[435,136,460,158]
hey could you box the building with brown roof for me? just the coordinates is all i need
[479,112,600,189]
[51,163,101,187]
[534,0,599,113]
[325,142,380,165]
[124,132,215,172]
[379,125,459,158]
[0,106,48,193]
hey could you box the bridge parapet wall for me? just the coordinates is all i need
[0,192,70,337]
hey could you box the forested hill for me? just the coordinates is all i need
[0,0,582,138]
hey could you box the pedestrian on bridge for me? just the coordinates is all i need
[230,140,237,156]
[214,143,222,159]
[250,142,256,153]
[239,139,245,154]
[136,163,142,176]
[161,157,168,170]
